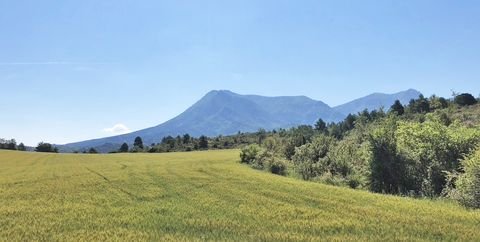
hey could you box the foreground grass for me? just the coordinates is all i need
[0,150,479,241]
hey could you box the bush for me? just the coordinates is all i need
[450,148,480,208]
[268,158,288,176]
[240,144,261,164]
[292,135,336,180]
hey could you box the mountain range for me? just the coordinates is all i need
[62,89,421,152]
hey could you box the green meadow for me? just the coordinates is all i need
[1,149,479,241]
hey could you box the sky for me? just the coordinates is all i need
[1,0,479,146]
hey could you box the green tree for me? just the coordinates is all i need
[35,142,57,153]
[454,93,477,106]
[182,134,191,144]
[389,100,405,115]
[314,118,327,133]
[133,136,144,149]
[198,135,209,149]
[369,117,409,194]
[119,143,129,153]
[88,148,98,154]
[17,142,26,151]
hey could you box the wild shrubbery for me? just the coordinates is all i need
[238,93,480,208]
[240,141,289,176]
[447,147,480,208]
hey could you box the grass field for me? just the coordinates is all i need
[1,150,479,241]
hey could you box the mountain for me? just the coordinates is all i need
[63,89,422,152]
[63,90,345,151]
[333,89,421,116]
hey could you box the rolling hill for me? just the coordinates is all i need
[0,149,478,240]
[63,89,421,152]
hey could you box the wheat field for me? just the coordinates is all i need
[0,149,479,241]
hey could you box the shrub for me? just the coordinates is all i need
[292,135,336,180]
[450,148,480,208]
[240,144,261,164]
[268,158,288,176]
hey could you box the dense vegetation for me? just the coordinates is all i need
[237,93,480,208]
[1,149,479,240]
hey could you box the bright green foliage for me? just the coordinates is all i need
[292,135,336,180]
[1,150,479,241]
[396,120,480,196]
[450,147,480,208]
[369,117,409,194]
[240,144,261,164]
[329,135,371,189]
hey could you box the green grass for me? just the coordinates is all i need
[1,150,479,241]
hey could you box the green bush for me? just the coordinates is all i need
[240,144,261,164]
[268,158,288,176]
[292,135,336,180]
[450,148,480,208]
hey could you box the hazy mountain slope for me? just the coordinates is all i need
[63,90,345,150]
[333,89,421,115]
[63,89,422,151]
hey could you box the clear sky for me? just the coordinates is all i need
[1,0,479,146]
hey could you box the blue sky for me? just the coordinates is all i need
[1,0,479,146]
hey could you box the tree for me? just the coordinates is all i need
[407,95,430,114]
[17,143,26,151]
[119,143,129,153]
[133,136,144,149]
[182,134,191,144]
[314,118,327,133]
[88,148,98,154]
[35,142,57,153]
[389,100,405,115]
[199,135,209,149]
[454,93,477,106]
[368,117,410,194]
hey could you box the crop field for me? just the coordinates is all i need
[1,150,479,241]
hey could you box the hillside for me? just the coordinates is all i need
[1,150,479,241]
[63,89,421,152]
[334,89,421,115]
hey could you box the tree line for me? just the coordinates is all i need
[239,92,480,209]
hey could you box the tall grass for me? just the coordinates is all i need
[0,150,479,241]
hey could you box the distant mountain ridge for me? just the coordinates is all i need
[333,89,422,116]
[63,89,421,152]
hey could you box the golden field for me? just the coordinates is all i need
[0,149,479,241]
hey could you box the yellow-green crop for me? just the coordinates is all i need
[1,150,479,241]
